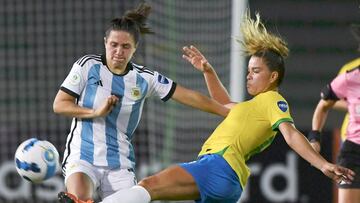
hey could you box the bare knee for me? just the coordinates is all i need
[66,173,94,200]
[139,175,159,190]
[138,175,161,198]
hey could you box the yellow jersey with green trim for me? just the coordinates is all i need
[198,91,293,188]
[338,57,360,140]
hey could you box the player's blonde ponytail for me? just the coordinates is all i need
[239,11,289,58]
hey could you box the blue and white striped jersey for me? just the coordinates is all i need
[60,54,176,170]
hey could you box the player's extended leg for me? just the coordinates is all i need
[139,165,200,200]
[100,165,199,203]
[101,154,241,203]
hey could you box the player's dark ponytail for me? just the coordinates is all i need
[123,3,153,35]
[105,2,153,45]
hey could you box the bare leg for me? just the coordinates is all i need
[139,165,200,201]
[66,172,94,201]
[338,188,360,203]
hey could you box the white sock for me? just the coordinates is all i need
[100,185,151,203]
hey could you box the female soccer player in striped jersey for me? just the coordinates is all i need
[55,3,228,203]
[95,11,356,203]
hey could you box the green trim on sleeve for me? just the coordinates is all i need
[214,146,230,156]
[272,118,293,131]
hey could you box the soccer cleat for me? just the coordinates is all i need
[58,192,95,203]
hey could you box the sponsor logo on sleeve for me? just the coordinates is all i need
[157,74,169,84]
[69,73,81,85]
[277,101,288,112]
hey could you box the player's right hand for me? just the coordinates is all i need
[93,95,119,117]
[321,162,355,184]
[182,45,213,73]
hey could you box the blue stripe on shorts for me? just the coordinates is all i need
[179,154,242,203]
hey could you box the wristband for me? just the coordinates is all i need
[308,130,321,143]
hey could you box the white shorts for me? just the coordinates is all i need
[63,160,137,199]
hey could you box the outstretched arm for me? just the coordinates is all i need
[171,84,229,117]
[279,122,354,183]
[182,45,232,105]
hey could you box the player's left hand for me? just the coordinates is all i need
[93,95,119,117]
[321,163,355,184]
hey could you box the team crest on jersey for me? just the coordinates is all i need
[157,74,169,84]
[277,101,288,112]
[70,73,81,85]
[131,87,142,99]
[67,162,80,172]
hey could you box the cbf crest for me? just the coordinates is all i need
[131,87,142,100]
[277,101,288,112]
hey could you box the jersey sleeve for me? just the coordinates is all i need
[147,71,177,102]
[60,63,87,98]
[264,93,293,131]
[329,73,347,100]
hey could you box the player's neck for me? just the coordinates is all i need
[108,64,127,75]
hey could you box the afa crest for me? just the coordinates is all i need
[131,87,142,99]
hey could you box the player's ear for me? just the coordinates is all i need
[104,37,107,45]
[270,71,279,84]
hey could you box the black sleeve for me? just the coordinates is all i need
[320,84,339,101]
[60,86,80,99]
[161,82,177,102]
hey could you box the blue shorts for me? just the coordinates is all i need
[179,154,242,203]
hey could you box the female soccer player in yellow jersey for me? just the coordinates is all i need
[65,11,355,203]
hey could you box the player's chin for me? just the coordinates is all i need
[247,87,256,96]
[111,61,126,68]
